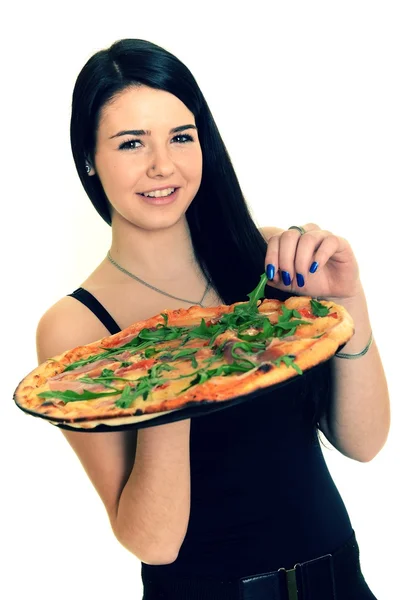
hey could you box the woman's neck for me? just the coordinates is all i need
[108,214,198,283]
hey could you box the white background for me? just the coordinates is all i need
[2,2,399,599]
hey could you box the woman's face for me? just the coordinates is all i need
[91,85,203,230]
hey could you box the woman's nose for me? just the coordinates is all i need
[147,148,175,175]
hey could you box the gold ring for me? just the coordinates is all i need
[288,225,306,235]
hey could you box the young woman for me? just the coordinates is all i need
[36,38,389,599]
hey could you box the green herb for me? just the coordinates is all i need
[273,306,310,337]
[247,273,268,310]
[62,339,153,372]
[115,378,161,409]
[100,368,116,377]
[230,342,258,368]
[180,361,252,394]
[78,375,131,384]
[272,354,303,375]
[114,384,136,409]
[173,348,201,360]
[186,318,221,340]
[37,389,121,402]
[144,347,158,358]
[310,299,331,317]
[157,352,174,361]
[62,350,112,372]
[114,362,179,408]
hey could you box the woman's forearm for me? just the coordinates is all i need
[320,284,390,462]
[115,418,191,564]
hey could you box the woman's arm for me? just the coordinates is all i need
[318,284,390,462]
[260,225,390,462]
[36,300,192,565]
[116,420,191,564]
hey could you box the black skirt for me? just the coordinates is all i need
[141,529,377,600]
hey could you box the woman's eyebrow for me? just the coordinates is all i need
[109,124,197,139]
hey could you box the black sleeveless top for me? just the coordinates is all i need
[67,287,353,580]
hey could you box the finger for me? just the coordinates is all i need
[274,229,304,287]
[265,225,326,286]
[264,234,281,283]
[293,231,330,288]
[309,234,341,271]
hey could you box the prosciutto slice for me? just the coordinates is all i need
[49,359,112,381]
[48,380,111,393]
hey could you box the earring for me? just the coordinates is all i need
[85,163,91,174]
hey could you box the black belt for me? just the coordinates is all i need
[240,550,335,599]
[142,529,376,599]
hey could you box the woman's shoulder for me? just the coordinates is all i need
[36,292,115,362]
[35,261,117,350]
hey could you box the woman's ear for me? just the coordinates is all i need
[85,158,95,175]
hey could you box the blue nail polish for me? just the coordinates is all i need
[296,273,305,287]
[309,261,319,274]
[266,264,275,280]
[282,271,291,286]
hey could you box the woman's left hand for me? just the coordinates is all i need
[264,223,361,299]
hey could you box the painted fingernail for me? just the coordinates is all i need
[266,264,275,280]
[309,261,319,274]
[296,273,305,287]
[282,271,291,286]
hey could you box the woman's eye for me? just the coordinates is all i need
[119,139,141,150]
[173,134,194,144]
[119,133,194,151]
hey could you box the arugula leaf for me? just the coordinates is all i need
[186,319,222,340]
[37,389,121,402]
[272,354,303,375]
[101,368,116,377]
[310,299,331,317]
[247,273,267,310]
[62,351,110,372]
[173,348,201,360]
[138,326,182,342]
[144,347,158,358]
[179,361,252,393]
[115,385,136,409]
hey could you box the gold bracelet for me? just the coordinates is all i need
[335,331,373,359]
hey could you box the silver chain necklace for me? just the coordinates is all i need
[106,250,211,307]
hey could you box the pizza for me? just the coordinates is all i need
[14,274,354,430]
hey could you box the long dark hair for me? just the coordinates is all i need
[70,38,330,430]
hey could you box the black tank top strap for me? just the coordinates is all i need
[67,287,122,335]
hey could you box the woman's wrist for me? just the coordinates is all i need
[322,283,373,357]
[335,331,373,359]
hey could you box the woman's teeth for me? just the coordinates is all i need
[142,187,176,198]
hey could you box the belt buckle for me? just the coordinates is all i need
[278,564,300,600]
